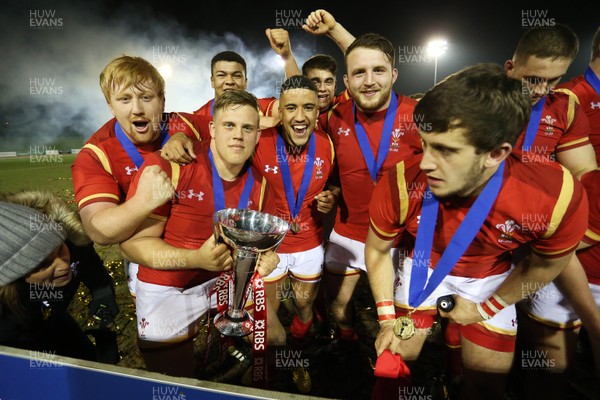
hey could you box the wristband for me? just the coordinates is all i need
[477,293,509,320]
[376,300,396,322]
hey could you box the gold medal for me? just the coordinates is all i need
[393,315,415,340]
[290,221,301,234]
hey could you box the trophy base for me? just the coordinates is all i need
[214,311,254,337]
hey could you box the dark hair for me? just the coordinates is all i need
[211,51,247,75]
[592,26,600,61]
[213,89,259,117]
[345,33,395,68]
[281,75,318,94]
[302,54,338,76]
[513,23,579,63]
[414,63,531,152]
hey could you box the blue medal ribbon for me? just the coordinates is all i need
[353,93,398,183]
[276,132,316,220]
[208,148,254,211]
[115,119,169,168]
[408,161,506,308]
[522,95,546,151]
[584,66,600,97]
[209,99,215,117]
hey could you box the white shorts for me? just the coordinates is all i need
[520,281,600,329]
[125,260,139,297]
[264,245,324,283]
[395,258,517,334]
[135,278,217,342]
[325,229,402,275]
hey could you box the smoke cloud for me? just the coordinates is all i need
[0,1,315,152]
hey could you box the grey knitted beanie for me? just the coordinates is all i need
[0,201,67,285]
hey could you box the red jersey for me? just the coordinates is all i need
[72,112,208,210]
[252,127,335,252]
[317,89,352,132]
[512,90,591,164]
[578,169,600,284]
[127,141,274,288]
[324,94,423,242]
[558,73,600,162]
[370,155,588,279]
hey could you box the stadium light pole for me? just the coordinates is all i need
[426,39,448,86]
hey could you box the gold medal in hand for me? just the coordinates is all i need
[393,315,415,340]
[290,220,301,234]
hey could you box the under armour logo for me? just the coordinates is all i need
[187,189,204,200]
[591,102,600,110]
[125,166,138,175]
[337,127,350,136]
[264,165,279,174]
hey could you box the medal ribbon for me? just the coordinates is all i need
[276,133,316,220]
[208,148,254,211]
[408,161,506,308]
[115,120,169,168]
[522,96,546,151]
[210,99,215,116]
[249,271,267,388]
[353,93,398,182]
[204,270,234,365]
[584,66,600,97]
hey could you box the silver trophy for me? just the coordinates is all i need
[212,208,289,336]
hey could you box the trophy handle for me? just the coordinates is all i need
[231,248,258,311]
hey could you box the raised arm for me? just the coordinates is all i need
[265,28,301,78]
[302,9,356,53]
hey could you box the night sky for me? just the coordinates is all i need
[1,0,598,151]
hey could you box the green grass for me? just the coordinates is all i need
[0,154,121,261]
[0,154,76,203]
